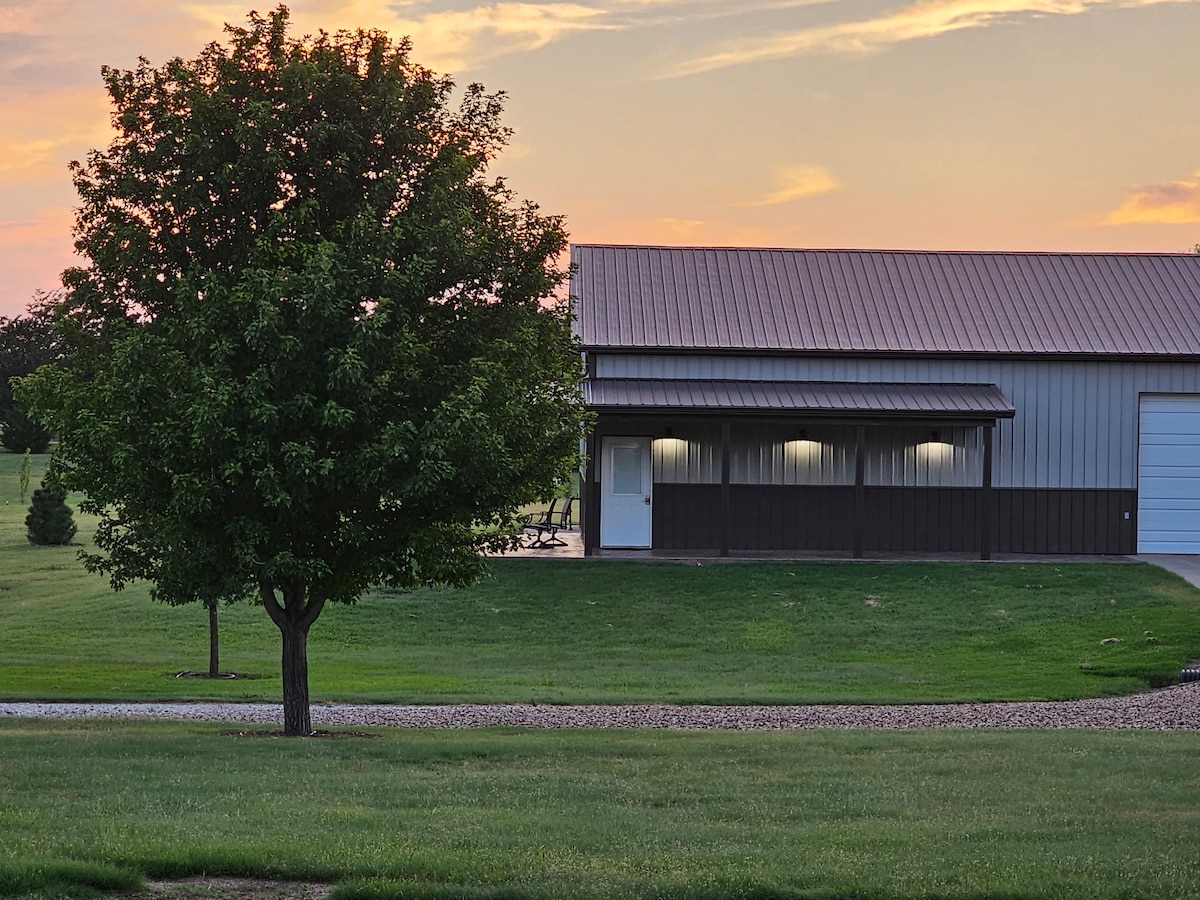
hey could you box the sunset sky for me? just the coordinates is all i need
[2,0,1199,316]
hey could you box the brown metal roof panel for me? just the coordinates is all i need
[585,378,1016,418]
[570,246,1200,355]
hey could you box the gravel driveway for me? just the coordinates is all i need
[4,683,1199,731]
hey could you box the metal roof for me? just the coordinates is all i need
[585,379,1016,419]
[571,245,1200,356]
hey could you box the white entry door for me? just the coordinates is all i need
[1139,395,1200,552]
[600,436,652,548]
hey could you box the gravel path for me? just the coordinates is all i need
[4,683,1199,731]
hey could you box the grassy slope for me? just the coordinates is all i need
[2,719,1200,900]
[2,452,1200,704]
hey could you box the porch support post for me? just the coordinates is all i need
[720,420,731,557]
[980,424,994,561]
[583,428,597,556]
[853,424,866,559]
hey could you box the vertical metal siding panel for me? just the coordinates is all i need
[1040,362,1056,486]
[703,425,719,484]
[1116,364,1137,489]
[1081,362,1098,489]
[1115,363,1136,489]
[1025,364,1046,487]
[1068,362,1083,488]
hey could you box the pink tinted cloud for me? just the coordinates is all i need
[1105,170,1200,225]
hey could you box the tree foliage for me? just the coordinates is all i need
[1,295,63,454]
[1,405,51,455]
[18,6,587,735]
[0,294,63,416]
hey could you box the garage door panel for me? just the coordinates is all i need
[1138,539,1200,554]
[1137,441,1200,458]
[1140,447,1200,466]
[1132,494,1200,508]
[1137,480,1200,501]
[1140,411,1200,432]
[1139,431,1200,445]
[1139,395,1200,553]
[1136,510,1200,530]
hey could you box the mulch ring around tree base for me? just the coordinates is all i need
[224,729,378,739]
[119,878,334,900]
[171,671,260,680]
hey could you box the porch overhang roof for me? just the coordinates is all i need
[584,378,1016,421]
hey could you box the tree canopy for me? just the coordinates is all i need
[19,6,587,735]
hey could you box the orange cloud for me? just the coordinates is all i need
[746,165,841,206]
[1105,170,1200,226]
[0,88,112,187]
[574,215,800,247]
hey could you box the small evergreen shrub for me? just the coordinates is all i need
[26,483,77,546]
[18,449,32,503]
[1,404,51,454]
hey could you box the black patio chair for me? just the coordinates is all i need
[522,498,566,548]
[557,496,576,531]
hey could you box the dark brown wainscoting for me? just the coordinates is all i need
[992,488,1136,554]
[650,484,1137,555]
[862,486,982,553]
[652,484,723,550]
[729,485,856,551]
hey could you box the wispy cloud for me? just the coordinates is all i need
[664,0,1199,76]
[0,138,63,174]
[1105,169,1200,225]
[401,3,615,69]
[0,3,48,36]
[0,88,112,186]
[747,164,841,206]
[184,2,615,72]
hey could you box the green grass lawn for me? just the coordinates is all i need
[2,719,1199,900]
[3,451,1200,704]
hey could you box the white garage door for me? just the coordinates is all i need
[1139,395,1200,553]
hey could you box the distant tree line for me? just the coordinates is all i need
[0,292,64,453]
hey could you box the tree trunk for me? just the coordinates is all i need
[260,579,326,737]
[208,603,219,678]
[279,618,312,736]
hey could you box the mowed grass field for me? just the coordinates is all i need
[5,450,1200,899]
[2,452,1199,705]
[3,719,1200,900]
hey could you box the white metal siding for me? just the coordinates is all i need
[1138,395,1200,553]
[731,425,856,485]
[653,425,720,484]
[596,355,1200,489]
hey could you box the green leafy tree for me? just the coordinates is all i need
[26,481,78,546]
[0,294,64,417]
[18,6,587,735]
[1,404,51,454]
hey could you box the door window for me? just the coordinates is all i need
[610,443,643,495]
